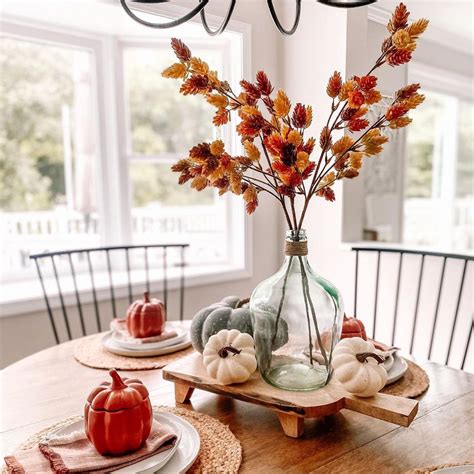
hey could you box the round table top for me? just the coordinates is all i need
[1,327,473,473]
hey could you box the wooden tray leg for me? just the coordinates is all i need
[277,412,304,438]
[175,381,194,404]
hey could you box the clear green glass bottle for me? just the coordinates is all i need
[250,229,344,391]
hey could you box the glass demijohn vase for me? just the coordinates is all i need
[250,230,344,391]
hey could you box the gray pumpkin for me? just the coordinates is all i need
[191,296,288,353]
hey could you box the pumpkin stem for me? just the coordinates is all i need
[236,298,250,309]
[109,369,127,389]
[355,352,385,364]
[218,345,242,358]
[143,292,150,303]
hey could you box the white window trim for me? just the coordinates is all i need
[409,62,474,103]
[403,61,473,250]
[0,11,253,317]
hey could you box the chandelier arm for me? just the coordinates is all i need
[120,0,209,29]
[266,0,302,36]
[200,0,237,36]
[317,0,377,7]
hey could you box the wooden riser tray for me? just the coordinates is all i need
[163,353,418,438]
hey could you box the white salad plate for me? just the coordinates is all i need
[385,353,408,385]
[52,411,200,474]
[112,325,188,351]
[102,332,192,358]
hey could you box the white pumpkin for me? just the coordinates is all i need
[203,329,257,385]
[332,337,387,397]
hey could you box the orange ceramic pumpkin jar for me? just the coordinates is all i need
[341,314,367,340]
[126,292,166,338]
[85,369,153,455]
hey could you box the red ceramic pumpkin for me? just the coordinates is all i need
[126,292,166,338]
[85,369,153,455]
[341,314,367,340]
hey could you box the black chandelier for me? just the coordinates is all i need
[120,0,377,36]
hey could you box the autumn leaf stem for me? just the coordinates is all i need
[290,197,298,231]
[243,175,278,193]
[322,115,386,180]
[259,135,295,230]
[246,164,280,181]
[241,177,281,200]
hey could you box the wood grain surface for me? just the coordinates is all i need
[1,325,473,473]
[163,352,418,435]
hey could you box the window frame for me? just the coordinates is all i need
[117,38,235,268]
[403,61,474,250]
[0,14,253,316]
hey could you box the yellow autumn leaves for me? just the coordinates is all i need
[210,139,225,156]
[274,90,291,117]
[243,141,260,161]
[162,62,187,79]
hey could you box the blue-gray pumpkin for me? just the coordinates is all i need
[191,296,288,353]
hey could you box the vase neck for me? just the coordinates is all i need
[285,229,308,257]
[285,229,307,243]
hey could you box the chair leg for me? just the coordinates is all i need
[277,412,305,438]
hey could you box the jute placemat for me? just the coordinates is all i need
[74,333,194,370]
[381,359,430,398]
[10,405,242,474]
[404,462,474,473]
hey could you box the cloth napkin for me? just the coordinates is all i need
[110,319,178,344]
[4,419,177,473]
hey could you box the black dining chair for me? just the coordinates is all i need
[30,244,188,344]
[352,246,473,370]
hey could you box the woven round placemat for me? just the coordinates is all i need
[74,333,194,370]
[12,405,242,474]
[404,461,474,473]
[381,359,430,398]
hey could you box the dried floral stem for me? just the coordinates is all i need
[271,256,293,348]
[260,137,295,230]
[167,4,428,236]
[300,257,329,370]
[241,177,280,200]
[318,116,387,184]
[295,48,395,233]
[301,270,314,366]
[246,164,280,181]
[290,198,298,231]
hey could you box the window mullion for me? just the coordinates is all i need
[97,36,132,247]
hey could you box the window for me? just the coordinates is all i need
[404,74,473,251]
[1,35,99,280]
[121,44,229,266]
[0,16,247,290]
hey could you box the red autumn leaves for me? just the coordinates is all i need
[163,2,428,226]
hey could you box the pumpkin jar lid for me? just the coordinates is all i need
[87,369,150,412]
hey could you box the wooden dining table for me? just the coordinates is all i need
[1,327,473,473]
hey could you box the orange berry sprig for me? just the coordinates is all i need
[163,3,428,232]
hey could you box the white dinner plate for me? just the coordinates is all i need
[112,325,188,351]
[155,412,200,474]
[52,411,199,474]
[433,466,474,473]
[102,332,192,358]
[385,353,408,385]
